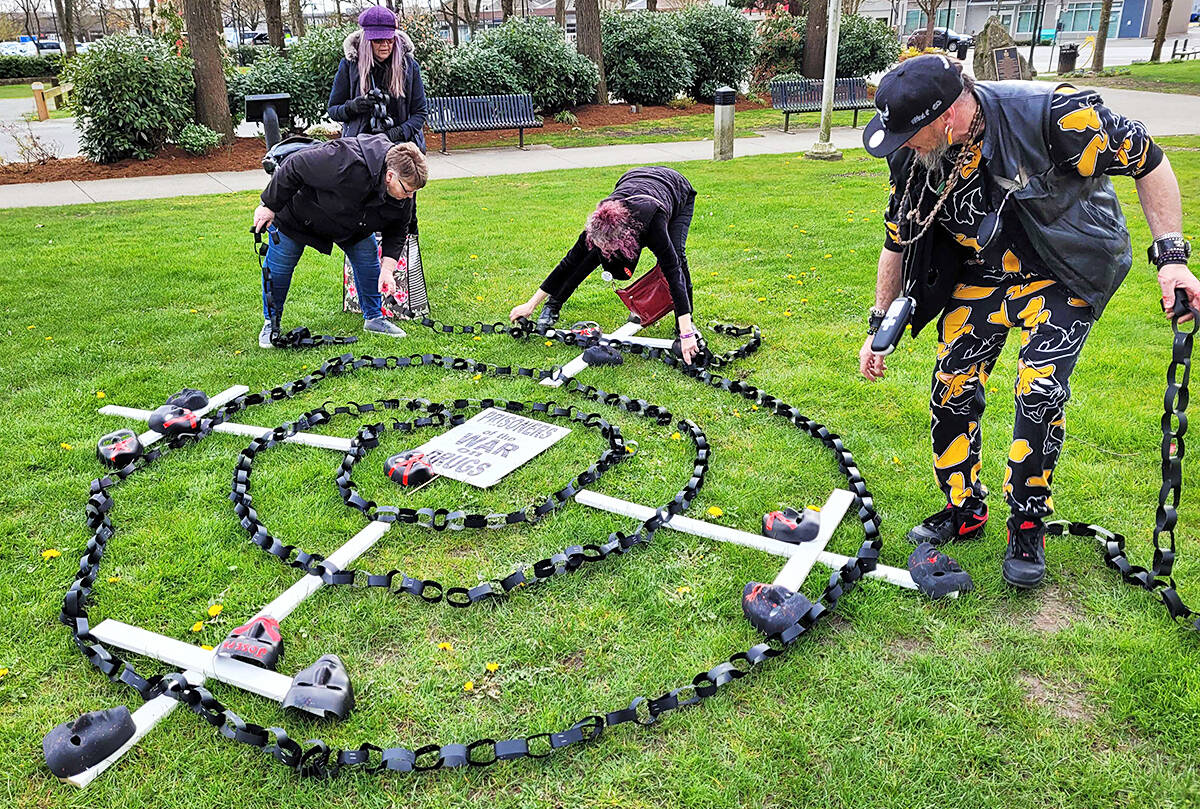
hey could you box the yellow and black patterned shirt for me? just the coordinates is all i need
[883,86,1162,286]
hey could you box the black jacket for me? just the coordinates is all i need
[543,167,698,317]
[328,30,428,152]
[260,134,413,261]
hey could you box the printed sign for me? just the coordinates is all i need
[414,408,572,488]
[992,46,1024,81]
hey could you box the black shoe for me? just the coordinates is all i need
[536,297,564,329]
[906,500,988,546]
[1003,516,1046,589]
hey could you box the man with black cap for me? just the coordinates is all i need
[857,54,1199,589]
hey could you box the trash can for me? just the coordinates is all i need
[956,39,969,60]
[1057,43,1079,74]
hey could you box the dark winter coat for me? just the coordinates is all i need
[328,30,428,152]
[260,133,413,261]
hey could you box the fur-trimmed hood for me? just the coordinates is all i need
[343,28,415,63]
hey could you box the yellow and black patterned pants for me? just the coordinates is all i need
[930,276,1094,518]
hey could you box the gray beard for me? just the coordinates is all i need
[917,139,951,172]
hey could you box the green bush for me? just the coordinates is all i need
[435,45,525,97]
[0,54,61,79]
[65,34,194,163]
[836,14,899,77]
[602,10,693,106]
[230,44,261,66]
[753,7,806,88]
[474,17,598,112]
[675,4,757,101]
[175,122,223,155]
[401,14,450,83]
[287,22,356,122]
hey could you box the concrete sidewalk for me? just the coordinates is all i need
[0,126,869,209]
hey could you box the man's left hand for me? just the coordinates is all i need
[1158,263,1200,322]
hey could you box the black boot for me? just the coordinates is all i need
[536,297,564,329]
[906,499,988,546]
[1002,516,1047,589]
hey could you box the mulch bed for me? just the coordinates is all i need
[0,100,767,186]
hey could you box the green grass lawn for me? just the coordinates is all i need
[1,141,1199,808]
[458,107,867,150]
[0,83,34,100]
[1045,58,1200,94]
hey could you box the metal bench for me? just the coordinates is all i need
[427,94,543,154]
[769,77,872,132]
[1171,39,1200,60]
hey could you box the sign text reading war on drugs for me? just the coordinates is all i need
[415,408,572,488]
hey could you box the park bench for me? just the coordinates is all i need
[1171,39,1200,60]
[769,77,872,132]
[30,80,74,121]
[426,93,542,154]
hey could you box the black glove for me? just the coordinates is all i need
[385,125,406,143]
[345,96,374,116]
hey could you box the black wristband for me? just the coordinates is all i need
[1149,236,1191,270]
[867,309,885,335]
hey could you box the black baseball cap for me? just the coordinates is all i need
[863,54,965,157]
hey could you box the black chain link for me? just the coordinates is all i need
[1047,289,1200,630]
[254,230,360,349]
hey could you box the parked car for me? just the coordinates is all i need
[0,40,38,56]
[909,27,974,51]
[34,40,62,56]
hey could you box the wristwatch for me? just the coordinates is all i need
[1148,235,1191,270]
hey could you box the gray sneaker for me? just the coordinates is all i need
[364,317,406,338]
[258,319,274,349]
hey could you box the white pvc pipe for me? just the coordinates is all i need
[541,321,643,387]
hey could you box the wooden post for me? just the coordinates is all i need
[31,82,49,122]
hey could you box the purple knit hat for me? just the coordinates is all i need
[358,5,397,40]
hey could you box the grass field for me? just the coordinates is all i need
[1,141,1199,808]
[1046,58,1200,95]
[0,84,34,100]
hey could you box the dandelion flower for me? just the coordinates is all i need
[707,506,724,518]
[60,442,72,451]
[42,548,61,560]
[463,680,475,692]
[201,645,214,651]
[676,586,691,594]
[670,431,682,440]
[96,391,106,399]
[485,662,499,673]
[107,576,120,583]
[207,604,223,618]
[191,621,204,633]
[438,642,454,651]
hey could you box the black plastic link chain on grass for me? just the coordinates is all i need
[1048,288,1200,630]
[254,230,360,349]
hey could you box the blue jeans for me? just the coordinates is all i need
[262,226,383,322]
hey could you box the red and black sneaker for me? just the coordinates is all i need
[1002,516,1047,589]
[906,500,988,546]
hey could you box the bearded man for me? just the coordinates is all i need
[859,54,1199,588]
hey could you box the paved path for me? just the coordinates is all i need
[0,126,869,209]
[2,83,1198,210]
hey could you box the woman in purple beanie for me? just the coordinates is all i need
[328,5,427,152]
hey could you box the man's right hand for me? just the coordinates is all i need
[859,335,888,381]
[253,205,275,233]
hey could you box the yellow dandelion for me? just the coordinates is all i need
[45,336,52,341]
[96,391,106,399]
[823,253,833,259]
[757,297,766,302]
[485,662,499,673]
[0,668,8,678]
[793,224,799,229]
[710,271,719,276]
[800,298,808,304]
[42,548,61,560]
[751,404,759,411]
[201,645,214,651]
[27,325,34,330]
[473,373,482,381]
[207,604,223,618]
[470,254,478,259]
[189,309,198,314]
[800,229,807,234]
[676,586,691,594]
[473,336,482,341]
[990,387,998,393]
[476,295,484,301]
[743,248,751,253]
[107,576,120,583]
[707,506,724,518]
[463,680,475,692]
[670,431,682,440]
[234,349,243,355]
[787,274,796,280]
[892,456,900,464]
[438,642,454,651]
[60,442,72,451]
[190,621,204,633]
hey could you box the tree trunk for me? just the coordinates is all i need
[802,0,827,78]
[442,0,459,45]
[1150,0,1173,61]
[575,0,605,104]
[147,0,155,34]
[54,0,77,55]
[129,0,142,33]
[502,0,512,20]
[264,0,284,51]
[1091,0,1112,71]
[289,0,303,36]
[554,0,563,28]
[182,0,234,142]
[646,0,656,10]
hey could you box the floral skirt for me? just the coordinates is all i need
[342,232,430,320]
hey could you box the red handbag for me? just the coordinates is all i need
[615,264,673,327]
